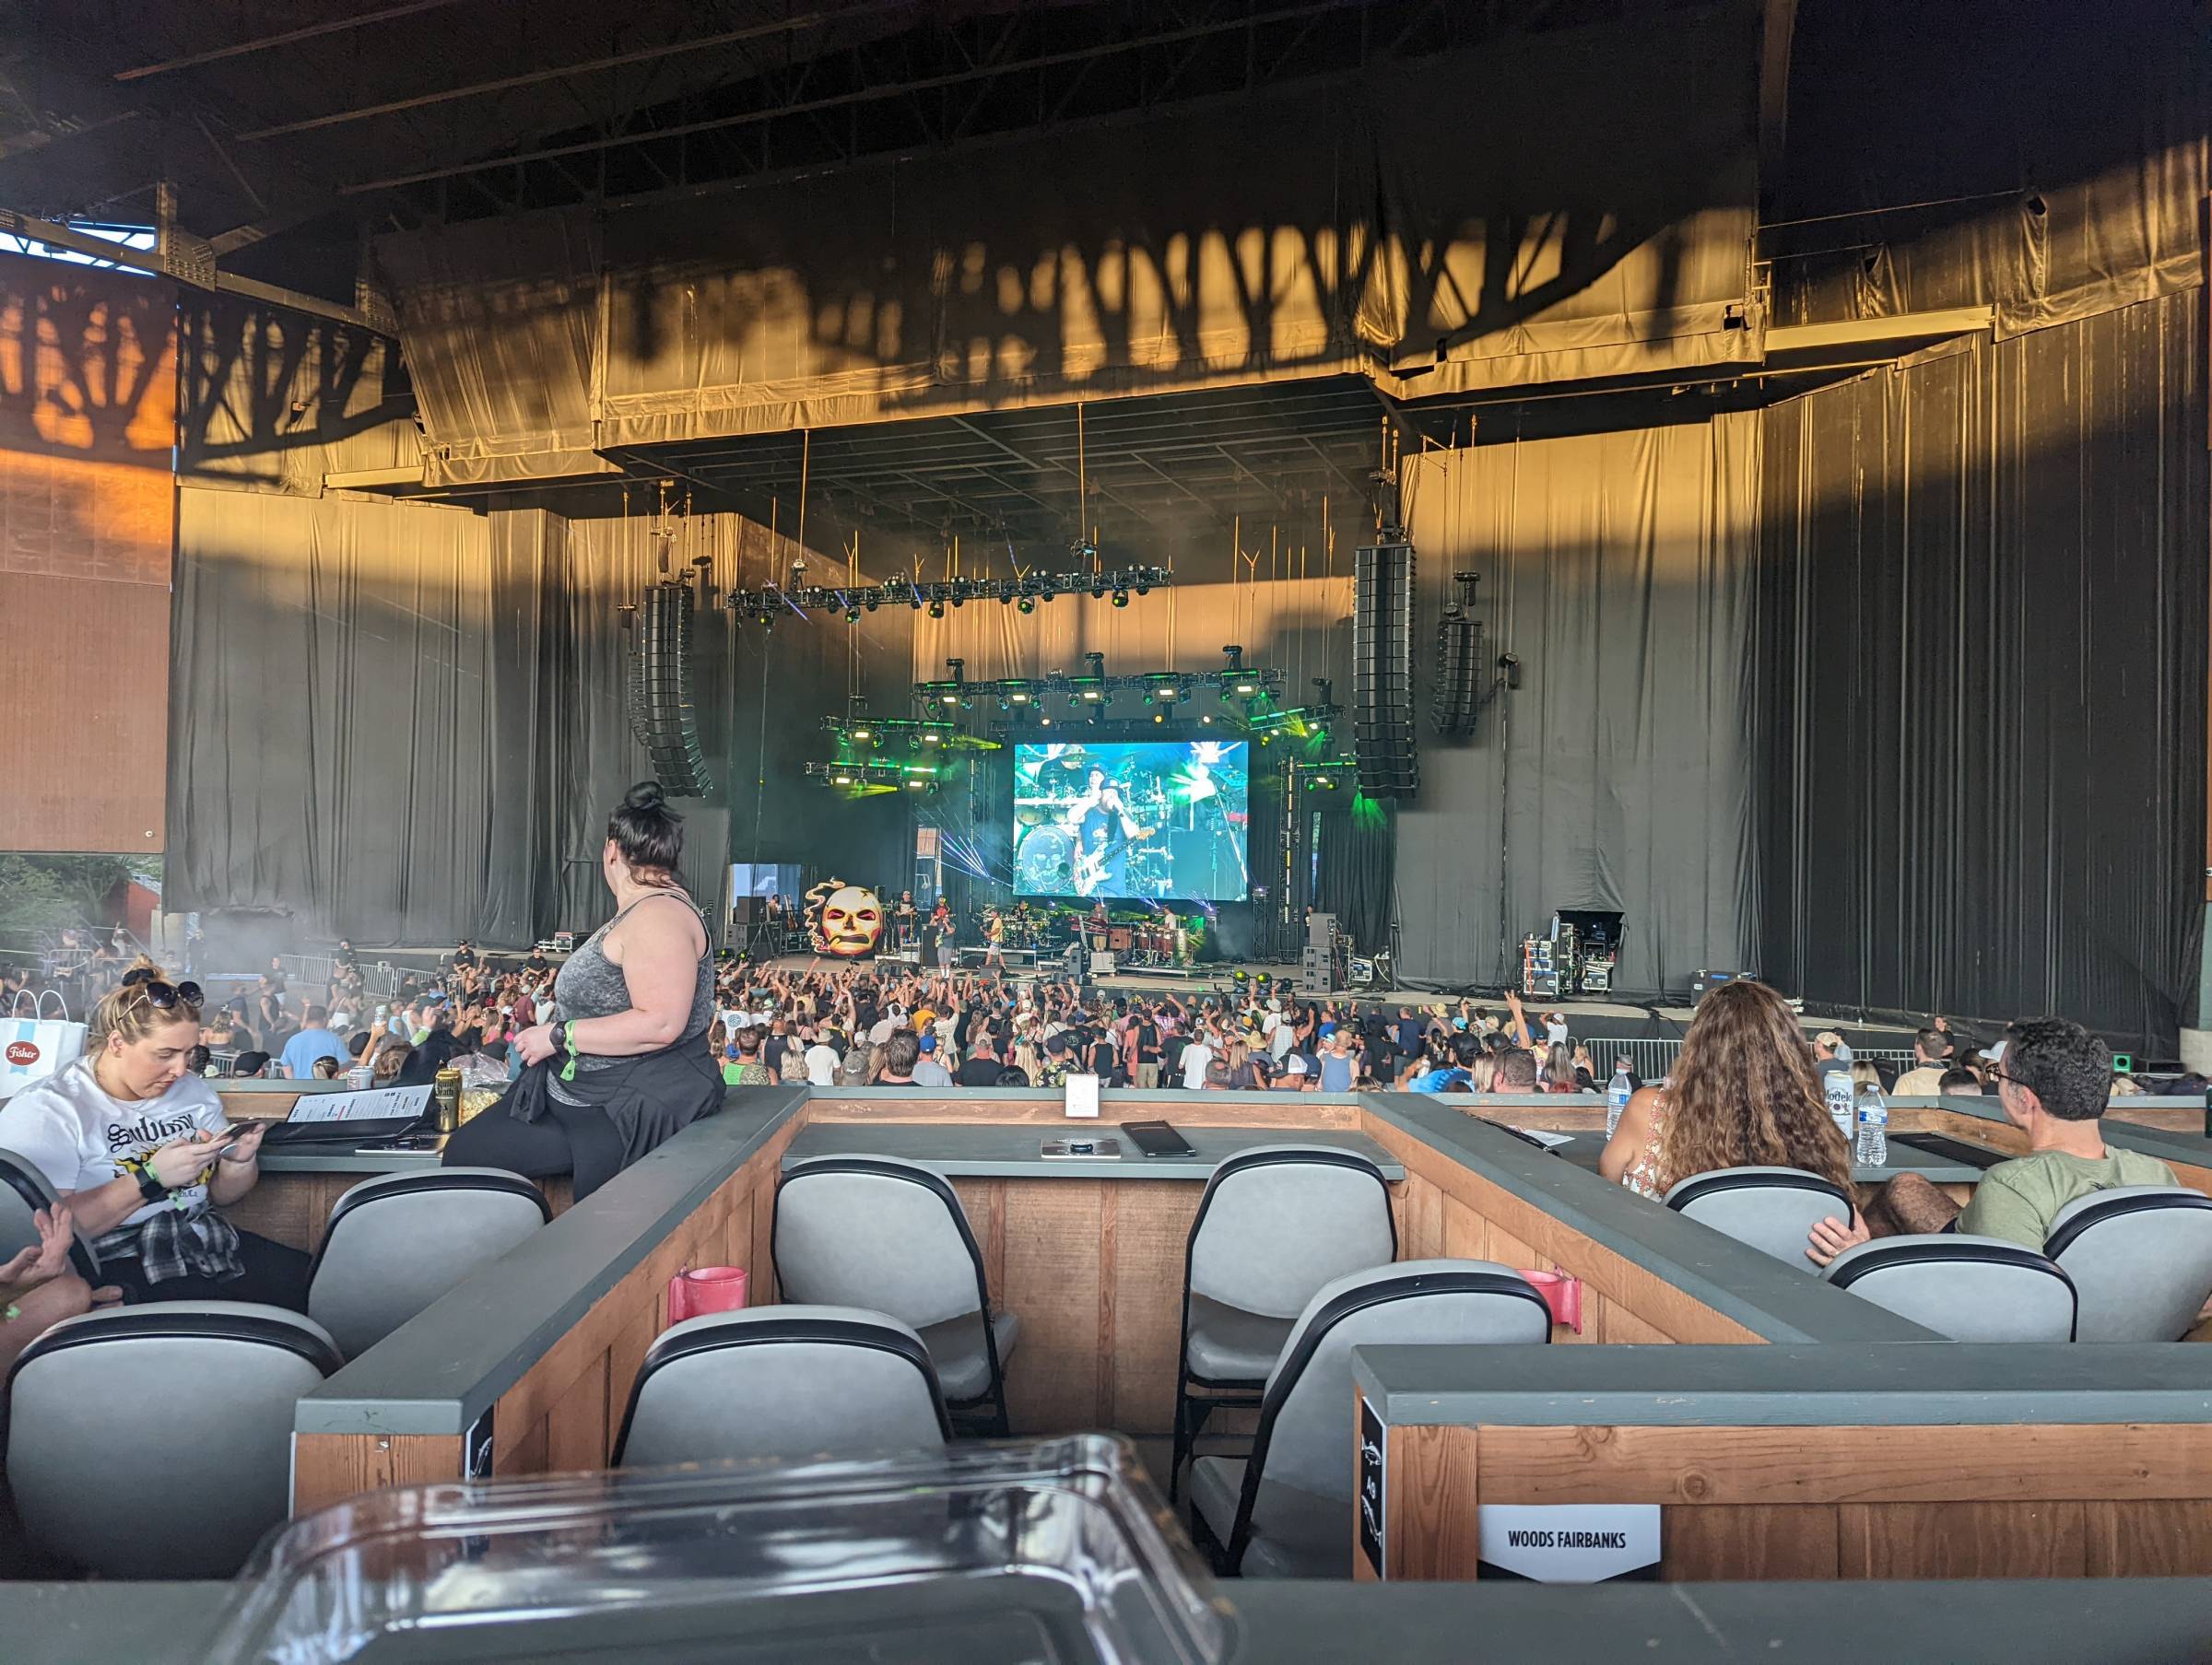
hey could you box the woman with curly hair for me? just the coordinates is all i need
[1599,979,1854,1202]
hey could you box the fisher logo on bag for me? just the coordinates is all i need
[5,1041,37,1065]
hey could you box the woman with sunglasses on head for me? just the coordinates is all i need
[0,960,308,1309]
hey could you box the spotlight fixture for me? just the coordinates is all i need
[728,567,1170,621]
[1111,589,1128,608]
[833,772,853,786]
[928,600,945,618]
[846,608,861,624]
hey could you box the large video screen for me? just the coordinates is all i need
[1013,740,1250,900]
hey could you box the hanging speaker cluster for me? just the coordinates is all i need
[1352,539,1418,799]
[1434,570,1487,739]
[629,580,712,800]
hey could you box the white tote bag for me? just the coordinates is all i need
[0,990,85,1099]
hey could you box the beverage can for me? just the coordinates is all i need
[346,1064,373,1091]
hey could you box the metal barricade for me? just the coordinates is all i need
[1583,1037,1918,1083]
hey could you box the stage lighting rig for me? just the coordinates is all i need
[727,566,1171,621]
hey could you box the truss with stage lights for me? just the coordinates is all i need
[804,759,944,795]
[908,646,1325,721]
[727,566,1174,624]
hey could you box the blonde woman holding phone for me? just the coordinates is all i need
[0,963,307,1308]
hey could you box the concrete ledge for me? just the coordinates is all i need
[1357,1094,1936,1346]
[1353,1341,2212,1427]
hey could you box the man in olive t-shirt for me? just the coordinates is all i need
[1807,1014,2174,1264]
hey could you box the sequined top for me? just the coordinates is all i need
[1622,1092,1671,1200]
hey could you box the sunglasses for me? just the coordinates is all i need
[120,969,204,1009]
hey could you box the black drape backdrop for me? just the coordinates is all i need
[1316,802,1397,956]
[1756,291,2206,1051]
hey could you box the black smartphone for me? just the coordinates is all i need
[1120,1120,1197,1159]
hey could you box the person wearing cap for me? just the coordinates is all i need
[1280,1054,1314,1090]
[1037,1032,1075,1088]
[912,1033,953,1086]
[1807,1017,2175,1264]
[1811,1031,1853,1079]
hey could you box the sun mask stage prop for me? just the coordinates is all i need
[806,881,886,958]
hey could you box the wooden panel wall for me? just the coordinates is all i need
[479,1122,803,1486]
[949,1175,1196,1436]
[289,1121,799,1515]
[1917,1108,2212,1199]
[1357,1111,1762,1344]
[1373,1420,2212,1581]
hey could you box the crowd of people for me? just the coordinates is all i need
[695,968,1599,1094]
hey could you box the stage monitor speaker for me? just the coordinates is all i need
[628,581,712,799]
[732,897,759,925]
[1353,542,1418,799]
[1434,570,1485,739]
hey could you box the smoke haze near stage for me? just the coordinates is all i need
[1012,740,1250,901]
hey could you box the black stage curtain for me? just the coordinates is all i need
[1395,416,1763,993]
[1316,802,1396,956]
[167,487,534,948]
[1755,291,2206,1051]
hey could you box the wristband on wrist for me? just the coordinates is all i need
[123,1155,170,1206]
[559,1020,581,1083]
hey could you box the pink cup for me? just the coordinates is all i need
[1517,1269,1583,1334]
[667,1265,749,1326]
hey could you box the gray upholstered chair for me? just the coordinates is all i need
[306,1167,551,1359]
[1663,1166,1854,1269]
[772,1155,1018,1434]
[1188,1260,1551,1578]
[2044,1186,2212,1343]
[0,1145,99,1283]
[5,1303,343,1577]
[1823,1233,2077,1341]
[1171,1144,1396,1498]
[612,1305,953,1468]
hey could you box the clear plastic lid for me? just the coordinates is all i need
[210,1435,1236,1665]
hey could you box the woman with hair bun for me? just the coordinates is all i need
[0,960,308,1307]
[443,782,724,1198]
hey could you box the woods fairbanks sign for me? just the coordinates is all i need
[1476,1504,1661,1582]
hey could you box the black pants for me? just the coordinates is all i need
[442,1094,626,1198]
[108,1227,312,1311]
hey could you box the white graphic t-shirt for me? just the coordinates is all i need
[0,1058,225,1225]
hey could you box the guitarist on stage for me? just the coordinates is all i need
[1064,765,1155,897]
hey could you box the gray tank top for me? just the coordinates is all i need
[549,889,715,1100]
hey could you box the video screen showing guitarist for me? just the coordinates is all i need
[1064,765,1158,897]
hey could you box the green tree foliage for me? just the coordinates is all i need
[0,854,144,938]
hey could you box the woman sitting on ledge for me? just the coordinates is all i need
[1599,980,1856,1210]
[444,782,723,1200]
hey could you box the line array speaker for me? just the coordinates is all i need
[628,580,712,799]
[1434,569,1485,739]
[1352,541,1418,798]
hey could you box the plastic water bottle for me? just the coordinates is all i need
[1606,1066,1633,1136]
[1854,1086,1888,1168]
[1823,1070,1855,1143]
